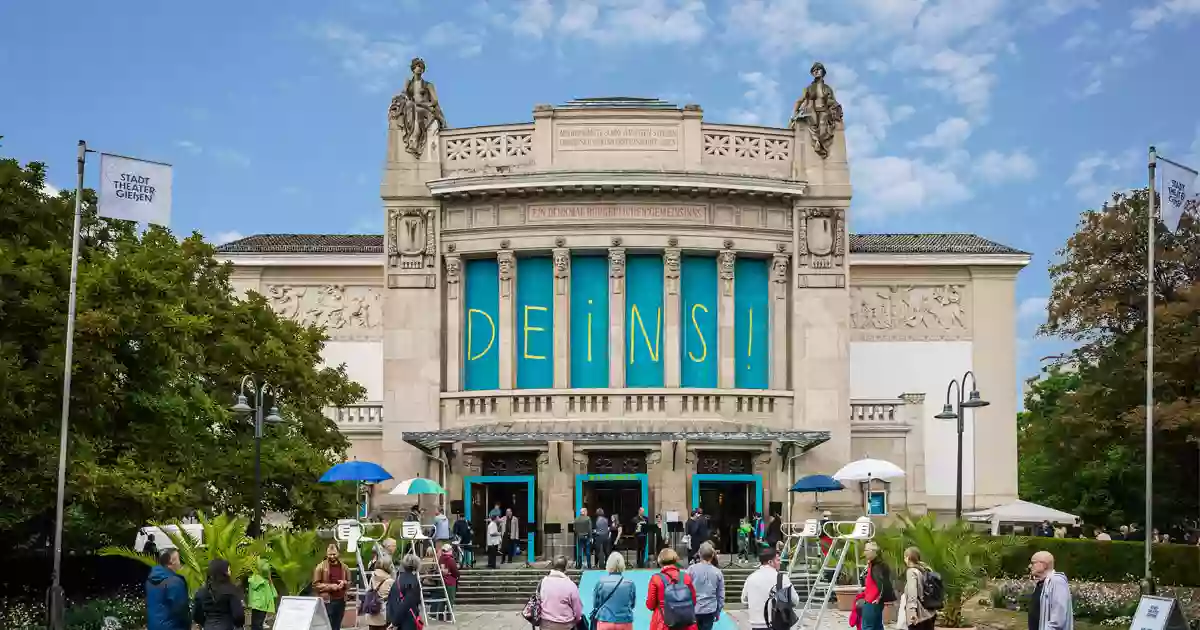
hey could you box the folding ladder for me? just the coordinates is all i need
[783,519,825,596]
[797,516,874,630]
[419,553,457,624]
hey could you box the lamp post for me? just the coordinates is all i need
[231,376,284,538]
[934,371,990,520]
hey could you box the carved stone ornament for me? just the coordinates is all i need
[388,57,448,159]
[266,285,382,340]
[497,250,515,298]
[444,255,461,300]
[753,452,773,472]
[536,452,550,471]
[555,236,567,247]
[572,452,588,473]
[460,454,481,474]
[553,248,570,295]
[609,248,626,294]
[718,250,736,296]
[664,248,681,295]
[790,61,844,159]
[771,255,789,299]
[647,451,663,467]
[850,284,970,341]
[387,208,436,271]
[796,207,845,269]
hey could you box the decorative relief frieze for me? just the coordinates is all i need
[526,203,706,224]
[265,285,381,339]
[497,250,515,299]
[664,248,681,295]
[553,248,570,295]
[444,132,532,162]
[444,255,461,301]
[609,248,626,294]
[702,131,791,161]
[797,207,845,270]
[718,250,736,296]
[850,284,970,341]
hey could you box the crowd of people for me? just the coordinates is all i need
[1032,518,1199,545]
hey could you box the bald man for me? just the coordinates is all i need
[1029,551,1074,630]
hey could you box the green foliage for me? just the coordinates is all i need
[0,590,146,630]
[98,513,267,595]
[264,528,327,596]
[875,514,1007,627]
[1030,188,1200,529]
[0,155,361,553]
[997,537,1200,586]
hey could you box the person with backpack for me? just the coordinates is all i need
[386,554,424,630]
[861,542,897,630]
[363,554,395,630]
[902,547,938,630]
[646,547,698,630]
[146,549,190,630]
[192,559,246,630]
[740,547,799,630]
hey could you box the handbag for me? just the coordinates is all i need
[522,578,545,626]
[589,578,624,630]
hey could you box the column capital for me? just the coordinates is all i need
[497,249,515,298]
[444,254,462,301]
[664,247,681,295]
[608,247,626,293]
[553,248,570,295]
[718,250,736,297]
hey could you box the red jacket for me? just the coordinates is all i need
[645,565,698,630]
[438,552,459,587]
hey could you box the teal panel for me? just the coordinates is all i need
[625,255,664,387]
[680,255,718,388]
[516,256,554,389]
[734,258,769,389]
[463,259,500,390]
[570,256,609,388]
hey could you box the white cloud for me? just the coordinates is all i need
[974,150,1037,184]
[310,23,414,91]
[504,0,709,45]
[212,231,245,245]
[1066,150,1140,205]
[853,155,973,219]
[422,22,484,57]
[1131,0,1200,31]
[893,46,996,116]
[725,0,866,59]
[512,0,554,39]
[176,140,202,155]
[42,182,60,196]
[910,117,972,150]
[728,71,783,126]
[1017,296,1049,321]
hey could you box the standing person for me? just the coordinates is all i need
[432,507,451,552]
[594,509,612,565]
[438,544,461,615]
[313,543,350,630]
[633,508,650,568]
[452,512,474,567]
[574,508,594,569]
[486,515,502,568]
[387,554,425,630]
[1030,551,1074,630]
[364,554,395,630]
[489,502,503,519]
[646,548,697,630]
[593,552,637,630]
[143,533,158,557]
[861,542,896,630]
[247,558,278,630]
[740,547,799,630]
[146,548,190,630]
[610,513,624,559]
[502,507,521,563]
[686,510,709,563]
[539,555,585,630]
[901,547,936,630]
[686,542,725,630]
[764,513,784,551]
[737,519,752,563]
[192,559,245,630]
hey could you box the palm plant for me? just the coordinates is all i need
[874,513,1007,628]
[99,513,267,595]
[264,528,328,596]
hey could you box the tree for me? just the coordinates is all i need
[0,155,361,553]
[1033,188,1200,529]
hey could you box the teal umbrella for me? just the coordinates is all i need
[388,477,446,495]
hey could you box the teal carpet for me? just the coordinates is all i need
[577,569,736,630]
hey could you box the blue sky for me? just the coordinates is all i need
[2,0,1199,391]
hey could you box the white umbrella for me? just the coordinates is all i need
[832,458,905,482]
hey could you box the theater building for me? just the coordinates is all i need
[218,61,1028,554]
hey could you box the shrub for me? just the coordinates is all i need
[0,590,145,630]
[999,538,1200,586]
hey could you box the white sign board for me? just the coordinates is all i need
[1129,595,1189,630]
[98,153,172,226]
[665,511,681,523]
[272,596,331,630]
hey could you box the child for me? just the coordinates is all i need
[247,558,278,630]
[736,518,752,562]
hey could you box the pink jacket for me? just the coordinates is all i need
[538,571,583,624]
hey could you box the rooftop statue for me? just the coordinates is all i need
[389,57,448,159]
[790,62,844,159]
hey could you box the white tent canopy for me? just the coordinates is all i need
[964,500,1079,534]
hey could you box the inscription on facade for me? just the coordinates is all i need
[527,203,707,223]
[556,125,679,151]
[850,284,970,341]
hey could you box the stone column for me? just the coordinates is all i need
[497,248,515,392]
[553,242,571,388]
[543,441,574,530]
[900,393,928,513]
[444,253,462,392]
[656,441,688,516]
[718,247,736,389]
[969,266,1020,508]
[770,250,790,390]
[664,242,682,388]
[608,246,626,388]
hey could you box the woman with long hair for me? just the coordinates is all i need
[193,559,245,630]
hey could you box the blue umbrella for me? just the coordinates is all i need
[319,460,393,483]
[790,474,844,493]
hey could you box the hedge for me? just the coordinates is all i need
[1000,537,1200,586]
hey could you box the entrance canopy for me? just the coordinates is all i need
[964,499,1078,534]
[402,419,830,452]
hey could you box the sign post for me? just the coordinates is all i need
[1129,595,1190,630]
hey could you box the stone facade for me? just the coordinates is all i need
[218,68,1029,537]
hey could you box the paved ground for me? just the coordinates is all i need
[424,609,853,629]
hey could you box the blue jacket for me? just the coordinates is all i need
[591,574,636,624]
[146,565,190,630]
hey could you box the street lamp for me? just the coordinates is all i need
[934,371,990,520]
[232,376,284,537]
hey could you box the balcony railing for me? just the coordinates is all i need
[849,398,907,431]
[325,403,384,433]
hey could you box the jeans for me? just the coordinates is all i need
[696,612,718,630]
[325,599,346,630]
[250,609,267,630]
[575,538,592,568]
[860,601,885,630]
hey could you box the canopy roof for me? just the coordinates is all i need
[964,499,1078,524]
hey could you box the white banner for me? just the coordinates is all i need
[99,153,172,226]
[1160,158,1198,233]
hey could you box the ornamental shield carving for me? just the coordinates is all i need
[806,214,834,257]
[397,212,427,255]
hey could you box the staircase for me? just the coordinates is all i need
[454,564,806,609]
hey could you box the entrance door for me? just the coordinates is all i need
[469,482,531,549]
[697,481,751,554]
[582,481,642,538]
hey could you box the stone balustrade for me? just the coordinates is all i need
[849,398,908,428]
[440,124,536,177]
[326,403,384,433]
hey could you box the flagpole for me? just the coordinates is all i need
[1145,145,1156,588]
[48,140,87,630]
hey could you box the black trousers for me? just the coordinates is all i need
[487,544,499,568]
[636,535,649,567]
[250,609,268,630]
[325,599,346,630]
[696,612,718,630]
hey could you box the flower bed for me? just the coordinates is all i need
[0,590,145,630]
[989,578,1200,626]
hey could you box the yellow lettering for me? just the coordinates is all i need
[688,303,709,362]
[467,308,496,361]
[746,307,753,368]
[586,299,593,362]
[523,305,548,360]
[629,304,661,363]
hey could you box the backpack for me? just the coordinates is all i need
[766,571,799,630]
[918,567,944,611]
[360,579,385,616]
[657,572,696,629]
[521,578,544,626]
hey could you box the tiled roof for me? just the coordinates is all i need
[216,233,1027,256]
